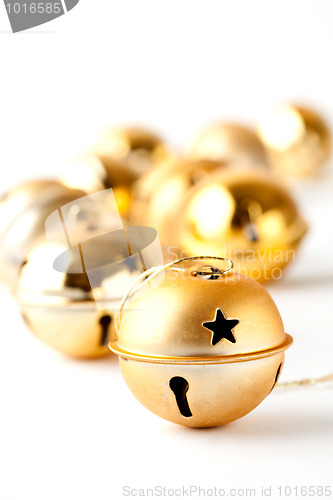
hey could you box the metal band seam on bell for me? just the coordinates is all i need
[109,333,293,365]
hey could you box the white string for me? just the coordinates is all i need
[276,372,333,391]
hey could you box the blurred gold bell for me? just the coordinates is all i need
[59,153,137,217]
[189,123,268,168]
[0,180,84,290]
[94,126,168,175]
[110,257,293,428]
[258,105,331,177]
[59,127,169,217]
[176,170,308,281]
[17,241,114,358]
[16,225,161,358]
[131,157,225,244]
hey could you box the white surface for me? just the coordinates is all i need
[0,1,333,499]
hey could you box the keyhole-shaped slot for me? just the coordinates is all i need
[169,376,192,418]
[99,315,112,346]
[270,362,282,393]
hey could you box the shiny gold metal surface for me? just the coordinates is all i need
[59,128,169,217]
[17,242,113,358]
[0,180,84,290]
[58,153,138,217]
[59,153,137,193]
[16,226,148,358]
[176,170,307,281]
[258,105,331,177]
[131,157,225,243]
[95,127,168,176]
[110,257,292,427]
[189,123,268,168]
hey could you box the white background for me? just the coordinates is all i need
[0,1,333,499]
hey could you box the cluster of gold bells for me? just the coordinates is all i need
[0,104,332,427]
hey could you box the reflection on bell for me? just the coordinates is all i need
[258,105,331,177]
[110,257,293,427]
[189,123,268,168]
[131,157,225,244]
[59,153,137,217]
[94,127,168,176]
[0,180,84,290]
[17,225,162,358]
[176,170,308,281]
[59,127,169,217]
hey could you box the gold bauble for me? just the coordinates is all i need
[131,157,225,244]
[258,105,331,177]
[189,123,268,168]
[0,180,84,290]
[110,257,292,427]
[17,225,160,358]
[177,170,307,281]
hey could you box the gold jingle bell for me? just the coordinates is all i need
[0,180,84,290]
[110,257,293,428]
[59,127,169,218]
[94,126,169,176]
[189,123,269,168]
[17,225,162,358]
[58,153,137,217]
[258,104,331,177]
[176,169,308,281]
[130,157,225,244]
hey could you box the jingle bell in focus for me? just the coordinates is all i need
[176,169,308,281]
[16,223,162,358]
[0,180,84,290]
[59,127,169,217]
[110,257,293,428]
[130,157,225,243]
[258,104,331,177]
[189,123,269,168]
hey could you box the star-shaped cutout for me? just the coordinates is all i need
[202,309,239,346]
